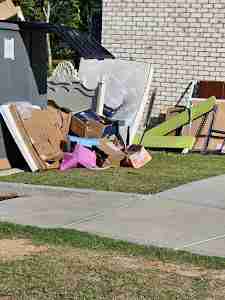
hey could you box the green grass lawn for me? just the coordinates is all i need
[1,153,225,298]
[1,152,225,194]
[0,222,225,300]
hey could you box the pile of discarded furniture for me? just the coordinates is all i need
[0,23,153,173]
[0,4,225,175]
[0,5,153,173]
[136,80,225,155]
[0,99,152,172]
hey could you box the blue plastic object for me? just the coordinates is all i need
[69,136,100,147]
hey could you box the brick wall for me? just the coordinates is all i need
[102,0,225,118]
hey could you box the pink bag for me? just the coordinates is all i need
[60,152,77,171]
[74,144,97,168]
[60,144,96,171]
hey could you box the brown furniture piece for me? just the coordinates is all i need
[197,81,225,99]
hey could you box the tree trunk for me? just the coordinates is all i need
[47,33,53,72]
[44,2,53,72]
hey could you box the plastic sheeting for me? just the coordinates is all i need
[103,76,128,110]
[79,59,153,142]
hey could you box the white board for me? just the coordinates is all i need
[79,59,154,143]
[0,104,39,172]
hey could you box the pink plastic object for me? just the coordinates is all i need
[60,152,78,171]
[60,144,96,171]
[74,144,96,168]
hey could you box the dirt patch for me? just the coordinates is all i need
[110,256,225,281]
[0,246,225,300]
[208,270,225,281]
[60,248,225,280]
[110,256,208,278]
[0,239,48,261]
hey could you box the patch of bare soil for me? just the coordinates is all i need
[60,247,225,280]
[0,239,48,261]
[109,256,209,278]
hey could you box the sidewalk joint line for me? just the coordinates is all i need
[175,233,225,251]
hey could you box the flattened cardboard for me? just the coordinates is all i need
[18,108,64,162]
[0,0,17,20]
[2,103,71,172]
[182,99,225,151]
[47,103,72,140]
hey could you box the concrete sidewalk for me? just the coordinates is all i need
[0,175,225,258]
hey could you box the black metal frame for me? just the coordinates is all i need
[202,105,225,154]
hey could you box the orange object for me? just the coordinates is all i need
[122,145,152,169]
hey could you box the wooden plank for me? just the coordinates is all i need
[143,97,216,138]
[134,136,195,149]
[131,65,154,143]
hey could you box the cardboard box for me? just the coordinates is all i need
[20,108,65,162]
[70,116,105,138]
[98,138,126,167]
[122,145,152,169]
[70,111,114,138]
